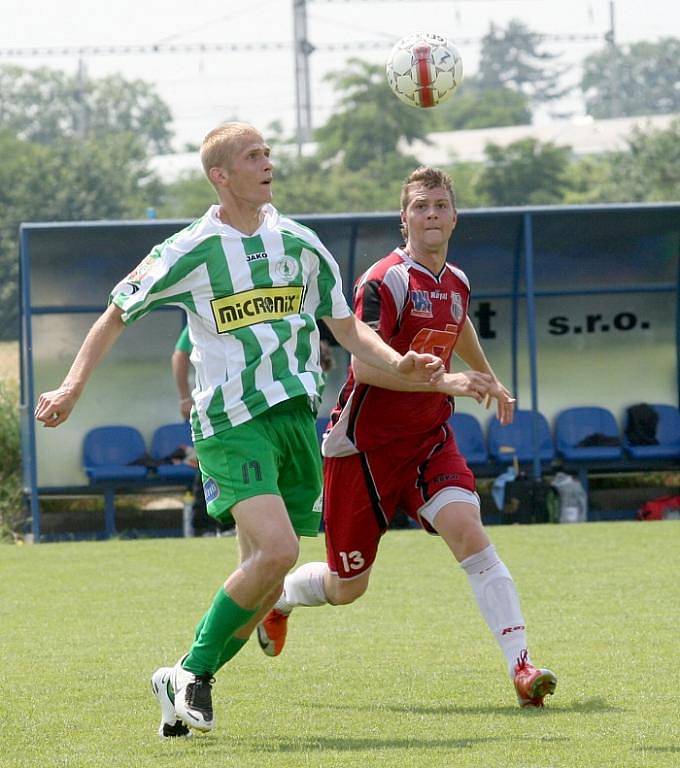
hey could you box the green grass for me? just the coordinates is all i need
[1,522,679,768]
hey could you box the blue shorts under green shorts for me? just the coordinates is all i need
[193,396,323,537]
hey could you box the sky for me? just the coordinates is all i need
[2,0,678,152]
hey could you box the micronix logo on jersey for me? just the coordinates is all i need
[211,286,304,333]
[451,291,464,323]
[410,289,433,318]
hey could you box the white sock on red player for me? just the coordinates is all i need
[275,561,329,613]
[460,544,530,677]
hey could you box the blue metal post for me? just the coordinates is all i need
[346,220,358,302]
[523,213,541,481]
[511,223,522,404]
[20,227,42,541]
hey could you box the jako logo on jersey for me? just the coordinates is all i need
[211,286,304,333]
[410,289,433,318]
[246,251,268,263]
[203,477,220,503]
[274,255,299,281]
[451,291,464,323]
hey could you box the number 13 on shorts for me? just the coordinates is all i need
[338,550,365,573]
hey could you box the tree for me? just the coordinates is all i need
[477,138,572,206]
[564,118,680,204]
[582,38,680,118]
[315,58,429,171]
[0,131,160,339]
[431,77,531,132]
[610,118,680,201]
[478,20,566,104]
[0,65,174,153]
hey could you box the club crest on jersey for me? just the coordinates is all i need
[274,255,299,282]
[451,291,464,323]
[410,289,433,318]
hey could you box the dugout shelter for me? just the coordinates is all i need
[20,203,680,540]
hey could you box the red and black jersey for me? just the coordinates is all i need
[323,247,471,456]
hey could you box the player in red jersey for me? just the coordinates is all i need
[258,167,556,707]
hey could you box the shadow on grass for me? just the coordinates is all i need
[302,697,622,717]
[247,734,570,753]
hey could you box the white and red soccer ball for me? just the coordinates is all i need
[386,32,463,108]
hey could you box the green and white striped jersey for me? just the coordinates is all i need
[111,204,351,440]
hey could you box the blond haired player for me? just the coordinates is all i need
[34,125,461,737]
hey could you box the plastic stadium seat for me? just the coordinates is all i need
[624,404,680,460]
[449,412,488,465]
[488,409,555,464]
[83,425,148,482]
[151,422,197,481]
[555,407,622,461]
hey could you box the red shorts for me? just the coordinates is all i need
[322,423,475,579]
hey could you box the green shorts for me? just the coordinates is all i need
[193,396,322,537]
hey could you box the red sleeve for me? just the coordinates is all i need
[354,276,400,341]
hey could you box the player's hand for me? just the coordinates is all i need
[396,350,445,384]
[483,380,516,425]
[442,370,494,402]
[34,385,78,428]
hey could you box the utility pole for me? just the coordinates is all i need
[604,0,620,117]
[293,0,314,155]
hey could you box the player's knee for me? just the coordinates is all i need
[257,539,299,581]
[327,576,368,605]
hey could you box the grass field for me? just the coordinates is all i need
[1,523,679,768]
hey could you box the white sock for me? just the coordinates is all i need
[460,544,530,678]
[275,561,329,613]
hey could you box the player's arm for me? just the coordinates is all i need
[322,313,444,384]
[172,349,193,420]
[454,318,515,424]
[34,303,126,428]
[351,355,493,401]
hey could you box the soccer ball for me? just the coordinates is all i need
[386,32,463,108]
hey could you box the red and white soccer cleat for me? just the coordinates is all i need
[256,608,290,657]
[513,650,557,707]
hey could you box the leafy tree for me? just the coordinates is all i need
[582,38,680,118]
[442,161,492,209]
[431,76,531,131]
[478,20,566,103]
[0,131,160,339]
[315,58,429,171]
[0,65,173,153]
[609,118,680,201]
[564,118,680,203]
[563,154,623,204]
[156,174,214,219]
[477,138,572,206]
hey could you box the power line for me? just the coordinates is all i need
[0,31,602,59]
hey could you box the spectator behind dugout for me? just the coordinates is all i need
[173,326,233,536]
